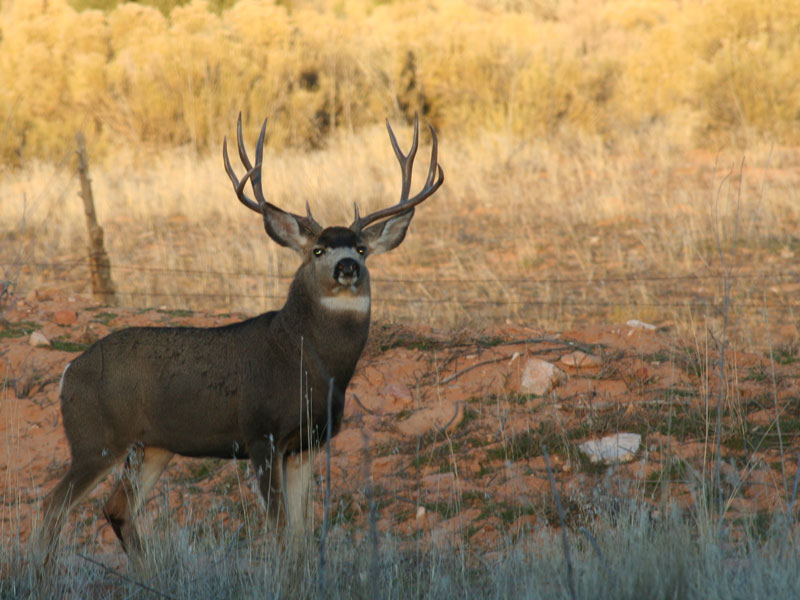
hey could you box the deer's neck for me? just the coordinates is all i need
[277,277,371,386]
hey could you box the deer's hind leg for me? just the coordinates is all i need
[38,450,123,563]
[103,446,174,554]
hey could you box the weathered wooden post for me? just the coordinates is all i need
[76,132,116,304]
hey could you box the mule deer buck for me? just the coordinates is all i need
[38,113,443,560]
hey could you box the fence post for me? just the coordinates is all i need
[76,132,117,305]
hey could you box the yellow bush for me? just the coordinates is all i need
[690,0,800,144]
[1,0,798,165]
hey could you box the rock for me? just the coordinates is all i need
[379,383,414,412]
[496,473,549,503]
[422,472,457,497]
[395,401,463,437]
[520,358,566,396]
[579,433,641,464]
[53,309,77,325]
[370,455,401,479]
[330,429,367,467]
[626,319,656,331]
[78,325,100,345]
[14,374,33,398]
[349,382,413,415]
[29,331,50,347]
[29,287,59,302]
[559,350,602,371]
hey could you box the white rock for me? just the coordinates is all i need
[579,433,641,464]
[626,319,656,331]
[520,358,566,396]
[29,330,50,347]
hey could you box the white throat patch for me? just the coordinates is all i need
[320,295,371,314]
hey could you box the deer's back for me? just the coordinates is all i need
[59,314,296,456]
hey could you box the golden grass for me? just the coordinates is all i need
[2,122,799,353]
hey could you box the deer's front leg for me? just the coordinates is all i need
[249,437,285,526]
[283,449,314,534]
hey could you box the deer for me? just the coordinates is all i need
[37,113,443,562]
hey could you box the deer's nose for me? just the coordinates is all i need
[335,258,360,281]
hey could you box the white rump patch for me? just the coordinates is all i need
[320,295,370,313]
[58,362,71,397]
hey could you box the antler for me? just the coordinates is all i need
[223,113,322,234]
[350,113,444,232]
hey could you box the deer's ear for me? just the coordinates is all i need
[359,209,415,256]
[262,206,315,255]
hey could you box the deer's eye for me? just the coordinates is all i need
[356,246,366,255]
[313,248,325,257]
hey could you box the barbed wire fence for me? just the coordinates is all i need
[4,260,799,317]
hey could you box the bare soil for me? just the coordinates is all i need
[2,291,799,557]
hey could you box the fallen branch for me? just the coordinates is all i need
[78,554,178,600]
[435,401,462,433]
[439,344,577,385]
[351,393,376,415]
[543,445,576,600]
[579,526,617,592]
[440,354,517,384]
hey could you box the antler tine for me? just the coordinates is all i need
[223,134,261,213]
[236,112,253,171]
[224,113,324,234]
[248,117,269,207]
[386,113,419,204]
[304,201,322,232]
[422,122,438,190]
[350,116,444,231]
[223,113,269,213]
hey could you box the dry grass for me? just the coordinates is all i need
[8,506,800,599]
[2,124,799,352]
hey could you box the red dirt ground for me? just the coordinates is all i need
[2,291,799,558]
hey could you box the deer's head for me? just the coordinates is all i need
[223,114,444,313]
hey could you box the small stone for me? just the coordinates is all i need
[395,402,463,437]
[422,472,456,497]
[371,455,400,480]
[53,309,77,325]
[379,383,414,412]
[559,350,602,370]
[626,319,656,331]
[78,325,100,345]
[520,358,566,396]
[579,433,641,465]
[29,330,50,347]
[14,374,33,398]
[31,287,58,301]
